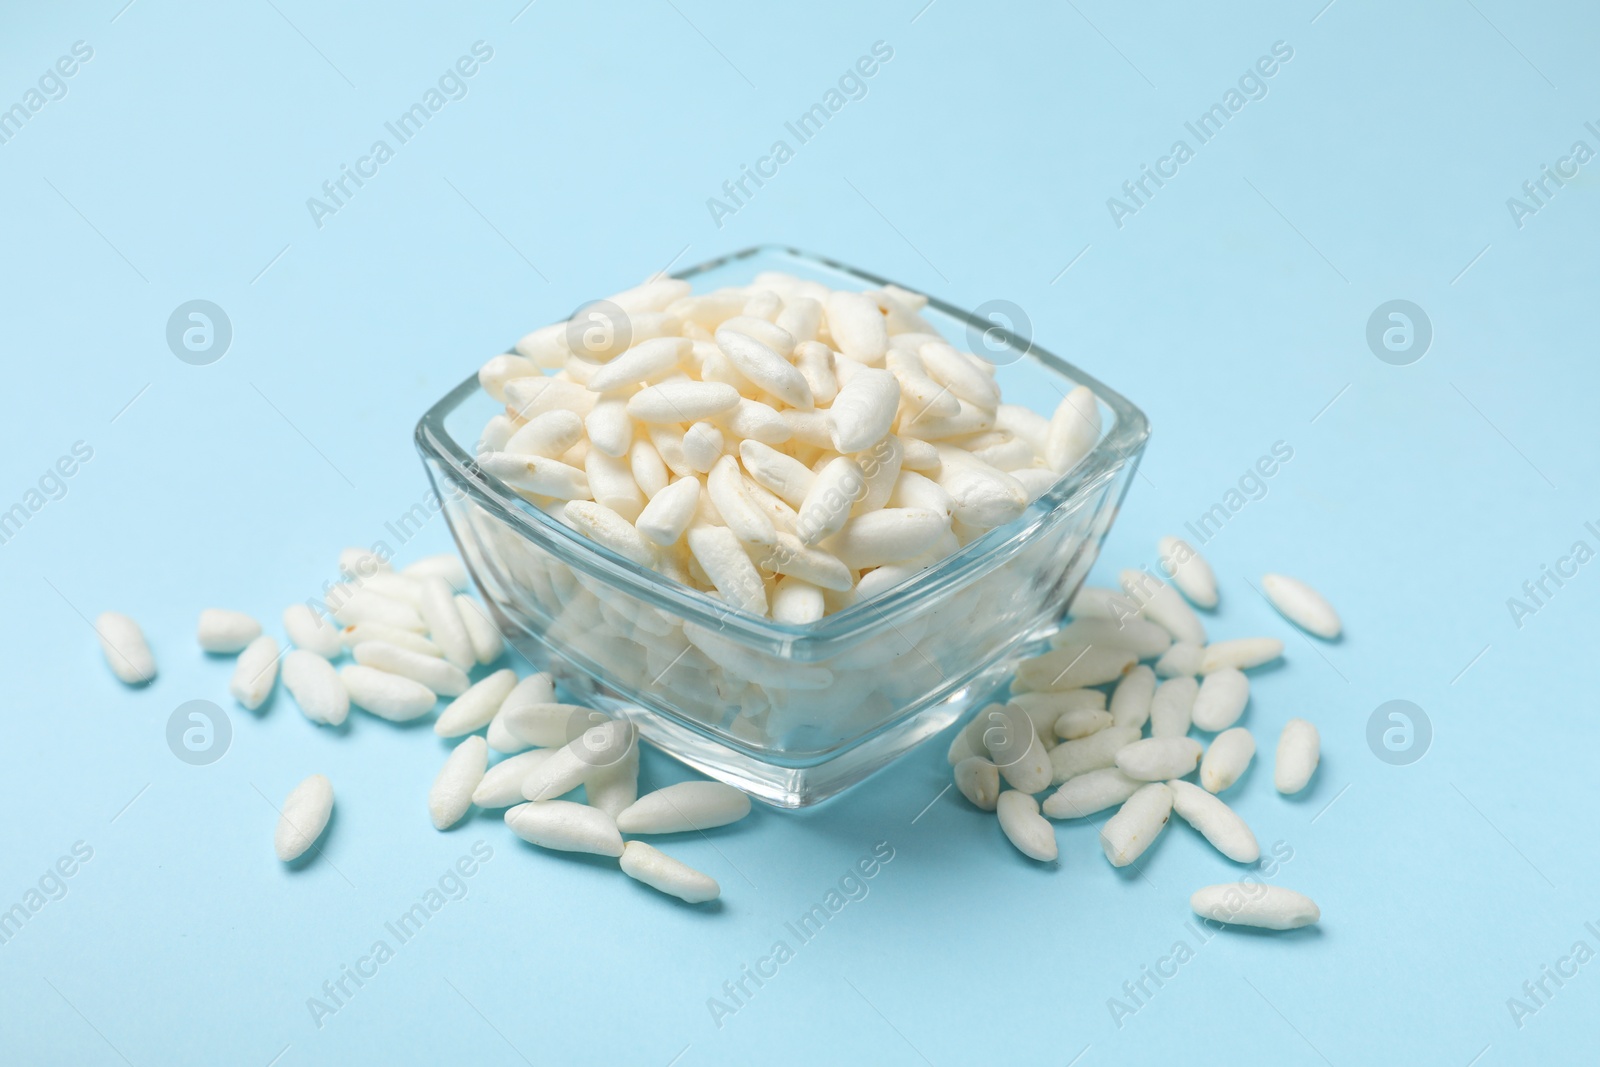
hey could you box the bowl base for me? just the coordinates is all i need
[493,606,1003,808]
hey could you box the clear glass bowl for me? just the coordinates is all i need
[415,246,1149,807]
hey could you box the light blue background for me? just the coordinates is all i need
[1,1,1594,1063]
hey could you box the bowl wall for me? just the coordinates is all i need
[415,246,1148,806]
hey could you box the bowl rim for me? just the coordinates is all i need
[414,244,1149,650]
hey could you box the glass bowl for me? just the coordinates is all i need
[415,245,1149,807]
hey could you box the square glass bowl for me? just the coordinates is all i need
[415,246,1148,807]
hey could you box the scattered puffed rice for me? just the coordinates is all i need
[616,782,751,834]
[1100,783,1173,867]
[619,841,720,903]
[1274,718,1320,794]
[1154,640,1204,678]
[1041,768,1141,820]
[96,611,156,685]
[353,640,470,697]
[1168,779,1259,863]
[521,721,635,801]
[997,790,1057,862]
[283,604,343,658]
[1191,883,1320,930]
[1109,665,1156,730]
[1191,667,1249,732]
[339,664,436,722]
[274,774,334,862]
[1158,536,1218,609]
[506,800,624,857]
[1262,573,1341,639]
[1116,736,1203,781]
[954,757,1001,810]
[229,635,280,711]
[197,609,262,654]
[1200,637,1283,674]
[472,750,555,809]
[282,649,348,726]
[1148,677,1197,738]
[1200,727,1255,794]
[430,736,488,831]
[433,668,519,737]
[1050,726,1141,785]
[1120,568,1205,645]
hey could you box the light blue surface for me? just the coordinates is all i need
[1,2,1595,1063]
